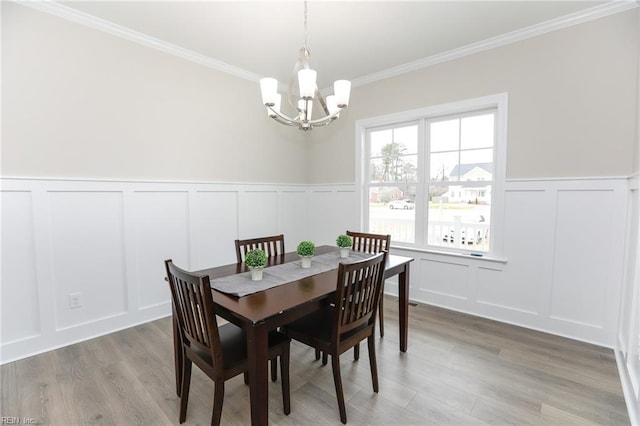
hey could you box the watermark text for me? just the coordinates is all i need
[1,417,37,425]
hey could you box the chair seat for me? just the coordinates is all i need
[284,307,370,350]
[191,323,289,370]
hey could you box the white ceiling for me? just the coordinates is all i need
[51,1,635,88]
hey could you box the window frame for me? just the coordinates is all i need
[355,93,508,259]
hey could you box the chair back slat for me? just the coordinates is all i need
[334,252,387,336]
[235,234,285,263]
[164,260,223,369]
[346,231,391,254]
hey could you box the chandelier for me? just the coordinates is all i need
[259,1,351,131]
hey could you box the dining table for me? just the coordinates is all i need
[176,245,413,426]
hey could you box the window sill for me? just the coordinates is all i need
[389,245,508,267]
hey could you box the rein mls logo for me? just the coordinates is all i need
[1,418,36,425]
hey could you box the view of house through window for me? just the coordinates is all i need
[427,111,494,251]
[364,106,498,254]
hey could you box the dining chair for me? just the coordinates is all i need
[164,259,291,426]
[346,231,391,338]
[235,234,285,262]
[234,233,284,381]
[282,251,387,424]
[314,231,391,365]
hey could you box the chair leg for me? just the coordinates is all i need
[211,380,224,426]
[322,351,328,366]
[173,316,183,397]
[379,292,385,337]
[243,372,249,385]
[353,343,360,361]
[330,355,347,424]
[280,346,291,415]
[315,349,321,360]
[271,358,277,382]
[179,360,192,423]
[367,335,379,393]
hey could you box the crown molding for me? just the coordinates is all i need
[352,0,639,87]
[15,0,638,88]
[15,0,263,83]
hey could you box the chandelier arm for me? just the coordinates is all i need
[266,104,303,126]
[272,116,300,127]
[266,102,341,128]
[313,119,335,128]
[307,108,342,125]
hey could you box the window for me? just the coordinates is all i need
[356,94,507,257]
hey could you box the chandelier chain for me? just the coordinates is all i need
[303,1,309,52]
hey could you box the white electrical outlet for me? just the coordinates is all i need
[68,292,82,309]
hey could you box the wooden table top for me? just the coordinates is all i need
[195,245,413,326]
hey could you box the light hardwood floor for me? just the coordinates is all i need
[1,297,630,425]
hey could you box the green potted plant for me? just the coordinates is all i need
[296,240,315,268]
[245,248,267,281]
[336,234,353,258]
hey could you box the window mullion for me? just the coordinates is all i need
[415,118,428,247]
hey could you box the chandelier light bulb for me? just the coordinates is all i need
[334,80,351,108]
[298,69,317,99]
[326,95,339,117]
[260,78,278,106]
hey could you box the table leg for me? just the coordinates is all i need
[246,324,269,426]
[398,264,410,352]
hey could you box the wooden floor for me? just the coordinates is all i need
[1,297,630,425]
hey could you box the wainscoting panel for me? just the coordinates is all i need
[616,177,640,425]
[1,191,40,343]
[307,191,335,243]
[191,190,239,270]
[307,188,359,246]
[475,266,539,316]
[475,189,549,316]
[417,258,469,302]
[49,191,128,330]
[133,191,189,311]
[550,189,615,329]
[238,191,279,240]
[335,189,360,235]
[278,190,309,250]
[0,177,631,365]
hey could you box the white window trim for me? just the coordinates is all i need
[355,92,508,260]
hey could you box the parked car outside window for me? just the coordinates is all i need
[388,199,415,210]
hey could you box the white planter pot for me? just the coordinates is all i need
[300,256,312,268]
[250,267,264,281]
[339,247,350,258]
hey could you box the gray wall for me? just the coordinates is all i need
[307,9,639,183]
[2,2,307,183]
[3,4,637,185]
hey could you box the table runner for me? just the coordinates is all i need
[209,250,374,297]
